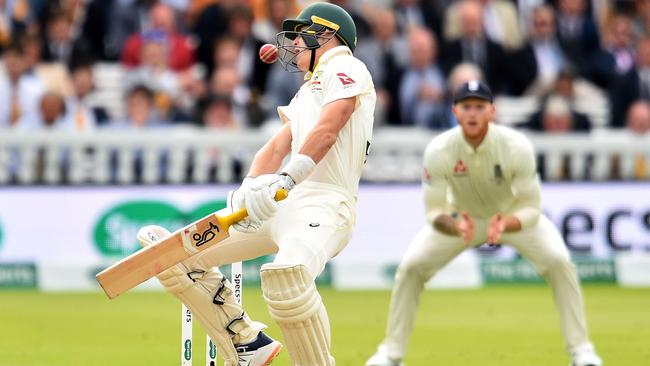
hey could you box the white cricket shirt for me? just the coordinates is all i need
[422,123,541,228]
[278,46,376,199]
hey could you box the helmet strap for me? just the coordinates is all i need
[309,49,317,72]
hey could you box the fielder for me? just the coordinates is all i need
[366,81,602,366]
[139,3,375,365]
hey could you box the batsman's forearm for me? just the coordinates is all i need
[298,125,337,164]
[247,123,291,176]
[247,143,286,176]
[433,214,459,236]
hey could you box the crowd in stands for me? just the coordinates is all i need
[0,0,649,182]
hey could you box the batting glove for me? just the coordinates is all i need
[243,174,295,223]
[228,176,272,233]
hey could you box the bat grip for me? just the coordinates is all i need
[225,189,289,226]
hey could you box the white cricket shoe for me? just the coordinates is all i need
[235,331,282,366]
[366,345,405,366]
[571,343,603,366]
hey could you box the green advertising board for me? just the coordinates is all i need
[481,258,616,284]
[0,263,38,288]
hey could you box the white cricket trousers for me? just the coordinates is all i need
[189,181,355,280]
[383,215,591,359]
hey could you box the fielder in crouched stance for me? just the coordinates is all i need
[366,81,602,366]
[139,3,375,365]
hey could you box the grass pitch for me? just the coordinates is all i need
[1,285,648,365]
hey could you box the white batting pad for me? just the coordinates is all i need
[137,225,265,366]
[261,263,335,366]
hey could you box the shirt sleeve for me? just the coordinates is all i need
[509,137,541,229]
[321,56,367,105]
[277,92,299,124]
[422,139,449,226]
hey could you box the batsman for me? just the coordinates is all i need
[366,81,602,366]
[139,3,375,365]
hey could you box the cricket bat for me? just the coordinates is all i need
[96,189,288,299]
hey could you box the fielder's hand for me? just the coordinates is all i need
[456,212,474,246]
[487,214,506,245]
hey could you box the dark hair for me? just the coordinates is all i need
[127,84,154,101]
[228,4,254,23]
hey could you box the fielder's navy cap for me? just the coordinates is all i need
[453,80,493,104]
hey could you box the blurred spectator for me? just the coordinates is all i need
[523,5,569,96]
[588,13,635,90]
[252,0,297,44]
[524,95,591,180]
[210,35,240,76]
[15,91,66,130]
[522,70,591,131]
[393,0,444,36]
[226,4,270,98]
[626,99,650,135]
[329,0,371,39]
[632,0,650,39]
[555,0,600,73]
[111,84,166,129]
[262,61,303,122]
[60,63,109,132]
[124,32,186,121]
[445,0,524,50]
[610,100,650,180]
[21,33,72,96]
[520,93,591,132]
[439,0,508,93]
[107,0,157,60]
[517,0,545,32]
[79,0,115,60]
[355,7,406,125]
[190,0,228,69]
[209,66,248,129]
[0,43,45,128]
[399,27,446,128]
[610,36,650,128]
[201,93,237,129]
[0,0,34,51]
[41,10,92,64]
[121,3,195,71]
[625,100,650,179]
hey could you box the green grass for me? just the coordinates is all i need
[0,286,648,365]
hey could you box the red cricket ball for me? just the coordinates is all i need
[259,43,278,64]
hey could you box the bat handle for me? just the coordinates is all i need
[226,189,289,226]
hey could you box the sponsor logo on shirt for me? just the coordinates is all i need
[453,159,468,176]
[422,168,431,184]
[336,72,355,86]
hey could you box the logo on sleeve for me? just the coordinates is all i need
[422,168,431,185]
[336,72,355,85]
[453,160,468,176]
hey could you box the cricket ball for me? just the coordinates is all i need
[259,43,278,64]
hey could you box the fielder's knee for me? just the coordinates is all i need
[261,263,334,366]
[537,254,576,279]
[395,260,429,285]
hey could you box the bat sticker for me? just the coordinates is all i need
[193,222,220,247]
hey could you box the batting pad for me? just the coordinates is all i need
[137,225,266,366]
[261,263,335,366]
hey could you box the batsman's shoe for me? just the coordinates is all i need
[571,343,603,366]
[235,331,282,366]
[366,345,405,366]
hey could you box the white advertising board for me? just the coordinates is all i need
[0,183,649,290]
